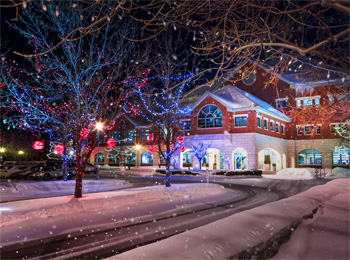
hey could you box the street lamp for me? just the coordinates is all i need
[95,122,104,180]
[0,147,5,165]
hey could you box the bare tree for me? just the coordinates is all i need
[131,30,200,186]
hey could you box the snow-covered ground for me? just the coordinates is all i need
[0,179,132,202]
[112,178,350,260]
[0,183,230,245]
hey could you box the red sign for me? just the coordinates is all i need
[32,141,44,150]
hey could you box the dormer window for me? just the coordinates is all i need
[198,105,223,128]
[296,96,321,107]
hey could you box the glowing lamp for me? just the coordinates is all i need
[106,138,116,149]
[54,143,65,155]
[135,144,141,150]
[32,141,44,150]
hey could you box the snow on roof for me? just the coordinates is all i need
[192,85,291,122]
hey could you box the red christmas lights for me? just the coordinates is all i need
[54,143,65,154]
[32,141,44,150]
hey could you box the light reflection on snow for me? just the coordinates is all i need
[0,206,12,211]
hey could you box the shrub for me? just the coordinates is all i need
[272,163,276,167]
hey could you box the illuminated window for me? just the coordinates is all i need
[298,149,322,165]
[332,149,349,165]
[281,124,285,134]
[141,152,153,164]
[316,125,321,135]
[198,105,223,128]
[276,122,280,133]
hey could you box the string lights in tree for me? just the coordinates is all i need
[0,1,147,198]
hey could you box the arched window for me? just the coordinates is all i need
[198,105,222,128]
[108,153,119,164]
[141,152,153,164]
[95,153,105,163]
[125,152,136,164]
[332,149,349,165]
[298,149,322,165]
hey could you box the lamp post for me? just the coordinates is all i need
[18,150,24,161]
[135,144,141,167]
[95,122,104,180]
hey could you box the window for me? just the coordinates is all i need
[234,116,247,127]
[304,125,314,135]
[275,98,288,109]
[316,125,321,135]
[257,116,262,128]
[141,152,153,164]
[110,131,120,142]
[95,153,105,163]
[298,149,322,165]
[303,98,313,107]
[330,123,337,134]
[296,99,302,108]
[315,97,320,106]
[181,120,191,130]
[198,105,223,128]
[125,152,136,164]
[182,152,191,164]
[332,149,349,165]
[108,154,119,164]
[297,126,302,135]
[281,124,285,135]
[276,122,280,133]
[264,118,268,130]
[270,120,274,132]
[126,130,136,142]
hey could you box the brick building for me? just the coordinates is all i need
[91,61,349,171]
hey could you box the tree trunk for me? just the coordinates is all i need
[74,170,83,198]
[199,158,202,170]
[165,157,171,187]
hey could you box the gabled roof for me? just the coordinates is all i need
[192,85,291,122]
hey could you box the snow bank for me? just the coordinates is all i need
[0,179,132,202]
[275,168,316,179]
[113,179,349,260]
[326,167,350,178]
[0,183,226,227]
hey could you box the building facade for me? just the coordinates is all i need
[91,63,349,171]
